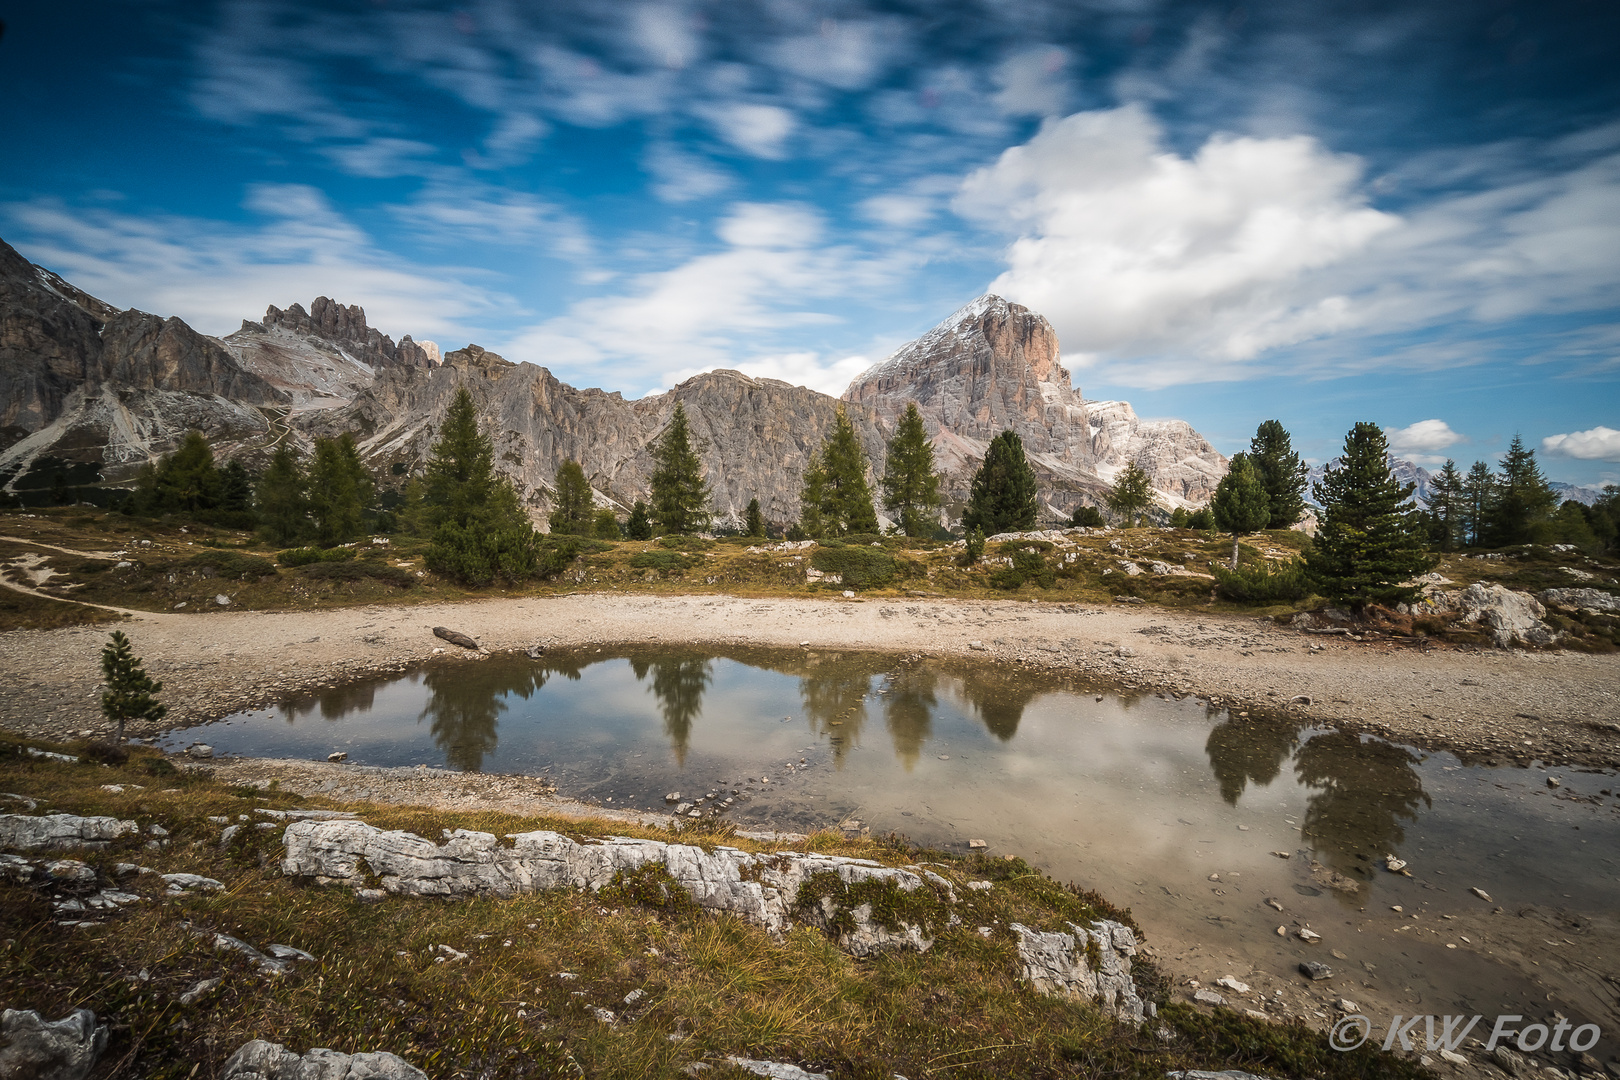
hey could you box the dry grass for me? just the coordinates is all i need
[1,738,1431,1080]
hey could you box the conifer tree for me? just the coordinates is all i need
[219,459,254,514]
[625,500,654,541]
[648,403,711,535]
[1461,461,1495,547]
[1070,505,1105,528]
[1426,460,1465,551]
[129,431,223,516]
[801,407,878,537]
[1105,461,1155,527]
[256,444,309,545]
[1485,435,1558,546]
[745,497,766,538]
[422,386,540,585]
[100,630,164,743]
[797,451,827,538]
[1210,453,1271,568]
[1248,420,1308,528]
[549,460,595,536]
[593,508,622,540]
[308,434,371,546]
[1304,423,1436,609]
[880,403,942,538]
[962,430,1038,535]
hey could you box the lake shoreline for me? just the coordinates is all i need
[1,592,1617,767]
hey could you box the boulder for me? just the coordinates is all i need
[1010,920,1148,1023]
[0,1008,108,1080]
[219,1040,427,1079]
[0,813,138,851]
[1539,587,1620,614]
[1430,584,1556,647]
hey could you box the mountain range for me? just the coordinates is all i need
[0,235,1226,527]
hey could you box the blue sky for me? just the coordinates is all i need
[2,0,1618,485]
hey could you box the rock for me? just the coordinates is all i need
[44,859,97,888]
[1470,887,1493,902]
[432,627,480,650]
[1539,587,1620,614]
[328,752,348,762]
[664,793,681,803]
[219,1039,428,1080]
[1289,695,1312,705]
[1383,855,1408,873]
[282,819,955,957]
[968,839,987,850]
[1264,898,1283,912]
[1309,862,1360,893]
[968,640,987,650]
[0,1008,108,1080]
[1439,1050,1469,1066]
[1166,1071,1280,1080]
[1337,998,1359,1012]
[0,813,138,851]
[1296,928,1321,942]
[622,988,645,1006]
[1010,920,1148,1023]
[724,1057,830,1080]
[1431,584,1556,647]
[1215,976,1250,994]
[1193,989,1227,1006]
[179,977,223,1006]
[1547,776,1560,788]
[203,932,291,975]
[215,594,231,606]
[1298,961,1333,980]
[188,744,214,759]
[264,944,315,962]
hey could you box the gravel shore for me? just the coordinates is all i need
[2,592,1617,766]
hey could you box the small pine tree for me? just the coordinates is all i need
[798,451,827,538]
[880,402,942,538]
[100,631,165,743]
[307,434,371,546]
[593,507,622,540]
[1070,505,1105,528]
[549,460,595,536]
[1210,453,1271,568]
[1461,461,1495,547]
[1105,461,1155,528]
[256,444,309,545]
[963,430,1038,536]
[964,526,985,565]
[130,430,223,516]
[745,497,766,538]
[422,386,541,585]
[625,500,654,541]
[1248,420,1308,528]
[219,459,255,514]
[1485,435,1558,546]
[1426,460,1465,552]
[802,407,878,537]
[648,403,711,535]
[1304,422,1436,609]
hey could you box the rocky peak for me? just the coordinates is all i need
[258,297,434,371]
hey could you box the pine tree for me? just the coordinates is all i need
[1304,422,1436,610]
[549,460,595,536]
[1461,461,1495,547]
[1248,420,1308,528]
[307,434,371,546]
[1070,505,1105,528]
[593,508,622,540]
[129,430,223,516]
[218,459,254,514]
[625,500,654,541]
[422,386,541,585]
[801,407,878,537]
[745,497,766,538]
[648,403,711,535]
[1105,461,1155,528]
[1210,452,1271,568]
[880,402,942,538]
[1485,435,1558,546]
[100,630,164,743]
[963,430,1038,535]
[255,444,309,545]
[1426,460,1465,552]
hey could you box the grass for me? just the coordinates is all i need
[0,735,1433,1080]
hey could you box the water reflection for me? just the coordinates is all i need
[632,654,713,766]
[1294,731,1431,875]
[797,652,875,766]
[954,666,1040,741]
[1205,717,1299,805]
[420,658,581,771]
[882,667,937,769]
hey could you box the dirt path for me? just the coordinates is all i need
[1,593,1617,765]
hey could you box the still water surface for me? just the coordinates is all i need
[169,646,1620,1039]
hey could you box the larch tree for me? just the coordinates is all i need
[1304,422,1436,609]
[1105,461,1155,528]
[962,430,1038,536]
[880,402,942,538]
[648,402,711,535]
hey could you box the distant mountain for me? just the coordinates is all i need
[1306,456,1435,508]
[1551,481,1608,506]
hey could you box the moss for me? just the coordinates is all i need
[598,863,701,919]
[1162,1003,1434,1080]
[791,870,951,940]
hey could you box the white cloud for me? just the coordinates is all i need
[702,102,796,159]
[644,143,732,203]
[1543,426,1620,462]
[715,203,822,248]
[3,186,505,342]
[667,351,875,398]
[1385,419,1463,454]
[859,195,934,228]
[321,138,440,178]
[992,47,1073,117]
[389,184,591,256]
[954,104,1398,384]
[768,18,906,91]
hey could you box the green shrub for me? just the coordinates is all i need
[657,534,714,551]
[1212,559,1310,603]
[299,560,416,588]
[277,546,356,567]
[629,550,697,574]
[427,523,551,586]
[989,548,1054,589]
[962,526,985,565]
[811,545,895,588]
[183,551,278,579]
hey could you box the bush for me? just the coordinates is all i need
[277,547,356,567]
[593,508,621,540]
[1212,559,1310,603]
[298,560,416,588]
[989,548,1055,590]
[962,526,985,565]
[427,523,546,586]
[811,545,895,588]
[184,551,278,580]
[1070,505,1105,528]
[629,550,697,574]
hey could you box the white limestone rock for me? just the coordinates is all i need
[0,813,138,851]
[219,1039,427,1080]
[1010,920,1148,1023]
[0,1008,108,1080]
[1433,584,1556,647]
[1539,587,1620,614]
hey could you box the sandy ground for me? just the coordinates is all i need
[1,592,1617,765]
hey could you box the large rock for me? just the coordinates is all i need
[0,1008,108,1080]
[1011,920,1148,1023]
[0,813,139,851]
[220,1039,427,1080]
[842,295,1226,514]
[282,819,948,955]
[1539,587,1620,614]
[1433,584,1556,647]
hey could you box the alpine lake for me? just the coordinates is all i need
[163,645,1620,1056]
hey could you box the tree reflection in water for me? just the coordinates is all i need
[1205,716,1300,804]
[797,655,876,767]
[631,654,712,766]
[882,668,938,769]
[955,667,1041,741]
[1294,730,1430,877]
[419,657,580,772]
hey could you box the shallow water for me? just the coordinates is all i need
[169,646,1620,1045]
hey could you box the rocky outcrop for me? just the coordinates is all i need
[1428,584,1557,647]
[281,819,945,955]
[220,1040,427,1080]
[259,297,437,372]
[0,1008,108,1080]
[1011,921,1148,1023]
[1539,587,1620,614]
[222,298,440,407]
[843,296,1226,516]
[0,813,139,851]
